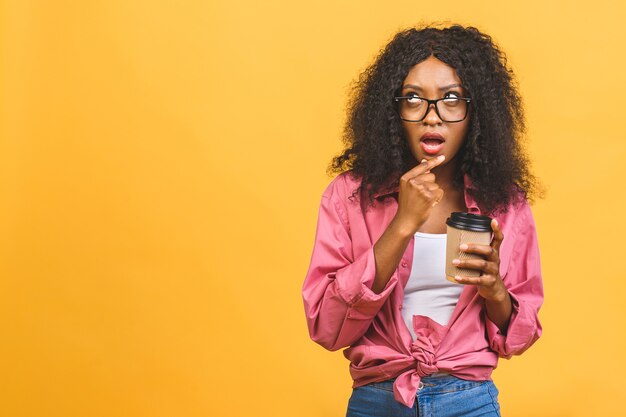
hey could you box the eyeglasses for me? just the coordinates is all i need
[393,94,471,123]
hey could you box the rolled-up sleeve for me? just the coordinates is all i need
[485,202,544,359]
[302,180,397,351]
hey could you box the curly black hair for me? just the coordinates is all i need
[328,23,543,215]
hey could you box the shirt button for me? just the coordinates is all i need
[401,261,408,268]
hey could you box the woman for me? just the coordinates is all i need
[302,24,544,416]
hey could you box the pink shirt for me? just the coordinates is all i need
[302,171,544,408]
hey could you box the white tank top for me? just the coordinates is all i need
[402,231,463,341]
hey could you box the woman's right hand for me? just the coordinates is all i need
[393,155,446,235]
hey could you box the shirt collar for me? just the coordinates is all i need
[371,173,480,213]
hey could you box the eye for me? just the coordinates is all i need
[442,91,462,104]
[444,91,460,98]
[406,93,423,104]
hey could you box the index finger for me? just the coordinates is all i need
[402,155,446,179]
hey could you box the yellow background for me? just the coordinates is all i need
[1,1,625,416]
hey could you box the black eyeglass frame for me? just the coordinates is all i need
[393,95,472,123]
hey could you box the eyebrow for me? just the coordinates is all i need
[402,83,463,92]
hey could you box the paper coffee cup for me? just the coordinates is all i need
[445,212,493,284]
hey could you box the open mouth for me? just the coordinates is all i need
[420,138,445,154]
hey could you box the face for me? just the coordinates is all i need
[399,55,471,166]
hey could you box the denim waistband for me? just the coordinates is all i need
[366,374,491,395]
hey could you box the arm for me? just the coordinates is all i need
[372,218,414,293]
[303,158,447,351]
[484,203,544,359]
[484,291,513,335]
[302,184,405,351]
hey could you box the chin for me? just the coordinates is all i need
[416,152,445,161]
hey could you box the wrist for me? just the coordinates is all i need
[389,217,416,240]
[486,285,509,304]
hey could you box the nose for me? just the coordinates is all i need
[422,103,442,125]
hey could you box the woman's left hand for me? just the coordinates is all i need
[452,219,508,302]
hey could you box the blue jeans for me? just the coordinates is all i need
[346,374,501,417]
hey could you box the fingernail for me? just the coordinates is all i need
[455,275,463,281]
[438,155,445,160]
[459,244,468,250]
[421,159,427,163]
[452,259,460,265]
[494,219,498,227]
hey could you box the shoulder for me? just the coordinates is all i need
[318,172,364,230]
[491,185,534,219]
[507,193,535,226]
[321,171,362,201]
[494,192,538,242]
[493,194,540,274]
